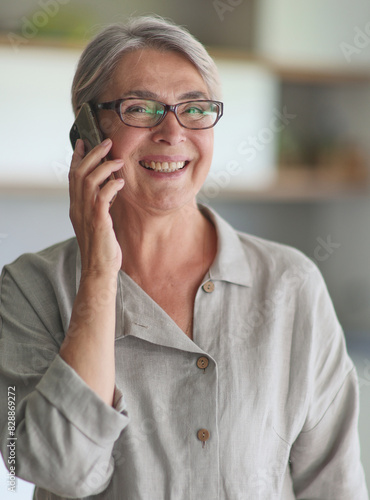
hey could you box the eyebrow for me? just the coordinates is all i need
[120,89,210,101]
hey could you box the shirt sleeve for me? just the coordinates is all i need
[0,265,129,498]
[289,263,368,500]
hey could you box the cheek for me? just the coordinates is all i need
[198,132,214,162]
[98,111,121,140]
[109,130,143,162]
[98,111,142,158]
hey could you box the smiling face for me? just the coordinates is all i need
[96,48,214,214]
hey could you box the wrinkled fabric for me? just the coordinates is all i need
[0,205,368,500]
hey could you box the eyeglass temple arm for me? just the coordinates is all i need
[96,102,117,110]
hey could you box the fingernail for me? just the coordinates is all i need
[101,138,111,146]
[114,159,124,163]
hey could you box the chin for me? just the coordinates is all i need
[145,189,199,214]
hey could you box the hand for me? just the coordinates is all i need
[69,138,125,276]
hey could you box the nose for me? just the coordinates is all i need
[151,109,186,145]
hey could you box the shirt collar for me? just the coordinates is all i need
[76,204,252,291]
[198,204,252,288]
[75,204,252,345]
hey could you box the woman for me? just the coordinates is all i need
[0,16,368,500]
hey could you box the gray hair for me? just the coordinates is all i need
[71,16,221,113]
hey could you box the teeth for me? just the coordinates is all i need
[141,160,187,172]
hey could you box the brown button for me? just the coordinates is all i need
[197,429,210,442]
[196,356,209,370]
[202,280,215,293]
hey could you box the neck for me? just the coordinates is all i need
[111,198,214,279]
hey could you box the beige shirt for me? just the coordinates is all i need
[0,205,368,499]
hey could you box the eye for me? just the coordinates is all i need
[121,99,162,116]
[125,105,152,114]
[183,105,204,115]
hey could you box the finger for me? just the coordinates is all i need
[94,178,125,219]
[69,139,87,206]
[69,140,80,208]
[79,160,124,225]
[84,159,124,194]
[70,138,86,168]
[76,138,85,155]
[84,138,112,163]
[71,138,112,175]
[70,139,113,207]
[69,139,85,201]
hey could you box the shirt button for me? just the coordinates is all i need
[196,356,209,370]
[202,280,215,293]
[197,429,210,442]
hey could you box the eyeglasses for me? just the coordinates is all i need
[95,98,223,130]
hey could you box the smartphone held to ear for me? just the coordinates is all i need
[70,102,104,152]
[70,103,116,187]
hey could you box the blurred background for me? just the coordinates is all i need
[1,0,370,497]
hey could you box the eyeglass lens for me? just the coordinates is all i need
[119,99,219,129]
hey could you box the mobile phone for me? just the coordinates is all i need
[69,102,116,188]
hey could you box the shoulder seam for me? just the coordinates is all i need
[300,366,356,434]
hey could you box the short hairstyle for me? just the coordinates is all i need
[71,16,222,114]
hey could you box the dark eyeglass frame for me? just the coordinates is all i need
[95,98,224,130]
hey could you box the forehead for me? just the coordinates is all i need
[101,48,209,101]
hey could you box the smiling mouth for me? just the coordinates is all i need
[139,160,189,173]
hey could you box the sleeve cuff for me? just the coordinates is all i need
[36,354,129,446]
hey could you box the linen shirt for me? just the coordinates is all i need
[0,205,368,500]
